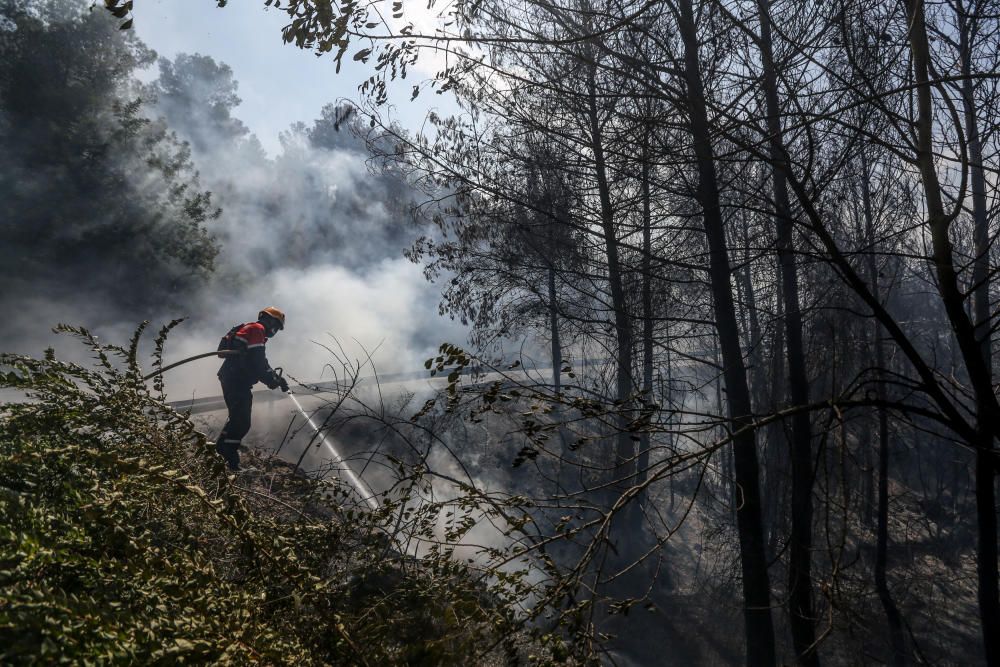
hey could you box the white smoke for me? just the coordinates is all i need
[2,44,468,404]
[160,259,467,399]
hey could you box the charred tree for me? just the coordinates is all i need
[753,0,817,661]
[677,0,776,662]
[904,1,999,661]
[860,147,907,666]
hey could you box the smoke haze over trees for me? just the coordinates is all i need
[148,53,419,275]
[0,0,455,390]
[0,0,219,310]
[5,0,1000,663]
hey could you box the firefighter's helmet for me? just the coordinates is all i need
[258,306,285,330]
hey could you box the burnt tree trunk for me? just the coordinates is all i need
[861,147,906,666]
[584,58,636,526]
[635,124,654,528]
[548,264,562,395]
[905,2,999,661]
[677,0,776,662]
[753,0,817,661]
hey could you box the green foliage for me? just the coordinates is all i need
[0,0,220,308]
[0,325,563,665]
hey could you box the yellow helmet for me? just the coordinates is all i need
[258,306,285,330]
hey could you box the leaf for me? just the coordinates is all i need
[119,19,133,30]
[353,48,372,61]
[173,638,195,652]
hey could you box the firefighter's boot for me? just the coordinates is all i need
[215,439,241,471]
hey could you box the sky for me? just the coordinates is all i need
[132,0,456,154]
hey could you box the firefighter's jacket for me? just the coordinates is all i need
[218,322,280,388]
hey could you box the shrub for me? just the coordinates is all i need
[0,323,561,665]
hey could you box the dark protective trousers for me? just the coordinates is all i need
[215,382,253,470]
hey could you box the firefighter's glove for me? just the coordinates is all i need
[278,377,290,393]
[264,372,281,390]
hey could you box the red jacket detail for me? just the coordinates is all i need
[219,322,278,388]
[233,322,267,349]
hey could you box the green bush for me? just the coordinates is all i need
[0,323,558,665]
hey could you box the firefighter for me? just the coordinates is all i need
[214,306,289,470]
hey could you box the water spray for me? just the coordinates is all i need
[285,389,380,511]
[145,352,379,511]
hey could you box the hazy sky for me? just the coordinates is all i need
[133,0,455,154]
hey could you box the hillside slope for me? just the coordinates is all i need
[0,325,564,665]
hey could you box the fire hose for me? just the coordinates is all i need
[142,350,238,381]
